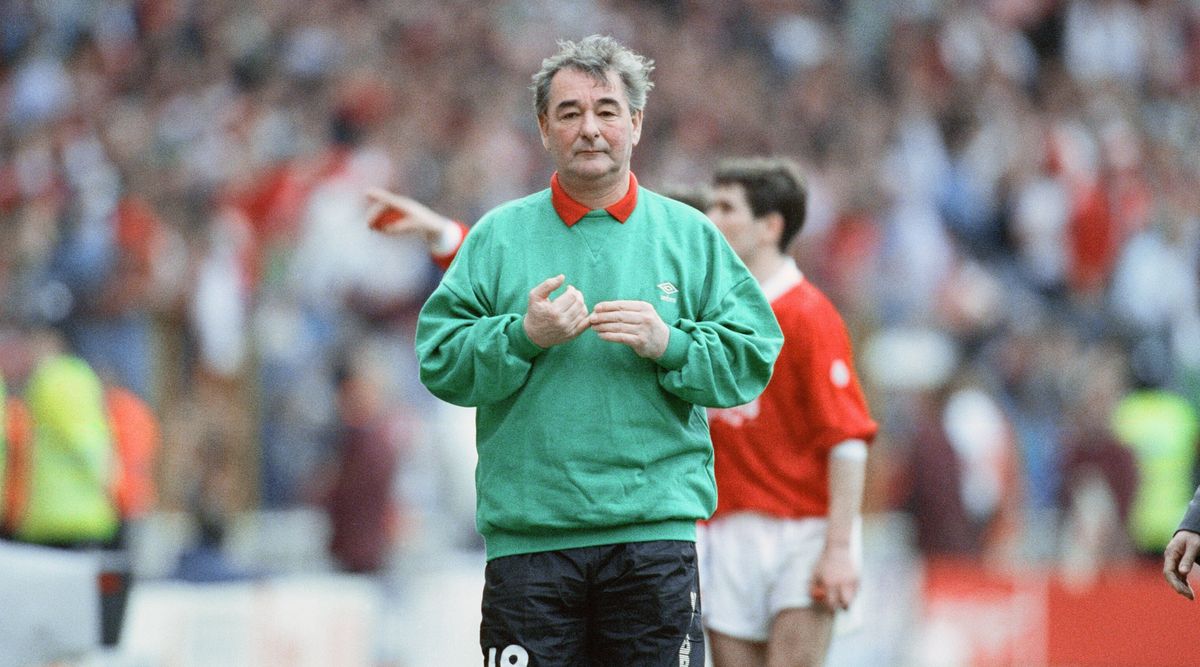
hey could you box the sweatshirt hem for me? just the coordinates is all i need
[483,519,697,560]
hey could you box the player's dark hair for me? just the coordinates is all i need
[712,158,807,252]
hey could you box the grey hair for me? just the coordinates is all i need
[531,35,655,118]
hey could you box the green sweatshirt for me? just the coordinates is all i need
[416,186,783,559]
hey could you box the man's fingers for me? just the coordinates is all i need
[562,297,590,328]
[810,581,826,602]
[365,186,405,208]
[365,188,409,229]
[591,320,637,334]
[555,287,589,325]
[530,275,566,301]
[593,300,649,313]
[590,310,639,325]
[595,331,637,346]
[366,201,396,230]
[1165,552,1182,581]
[364,186,392,203]
[1182,539,1200,574]
[553,285,586,308]
[811,575,854,611]
[1164,539,1196,600]
[590,304,655,326]
[567,310,592,337]
[836,582,858,610]
[1166,570,1194,599]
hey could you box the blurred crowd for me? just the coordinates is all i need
[2,0,1199,579]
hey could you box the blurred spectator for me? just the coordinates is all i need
[0,373,6,520]
[313,350,409,574]
[1057,342,1139,582]
[252,119,428,507]
[1,331,157,643]
[9,347,119,547]
[1,391,32,537]
[1,336,132,646]
[900,367,1023,562]
[1,390,31,539]
[170,513,253,584]
[105,384,160,522]
[990,319,1074,524]
[1112,357,1200,557]
[172,435,256,584]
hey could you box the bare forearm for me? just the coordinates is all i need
[825,439,867,549]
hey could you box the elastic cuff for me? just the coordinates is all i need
[506,317,546,360]
[656,326,689,370]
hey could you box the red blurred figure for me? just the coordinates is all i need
[320,354,408,574]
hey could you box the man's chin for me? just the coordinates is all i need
[563,159,619,181]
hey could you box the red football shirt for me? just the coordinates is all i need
[708,259,877,519]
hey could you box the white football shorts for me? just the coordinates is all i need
[697,512,863,642]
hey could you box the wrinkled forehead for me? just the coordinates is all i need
[547,67,628,108]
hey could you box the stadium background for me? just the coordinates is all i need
[2,0,1200,665]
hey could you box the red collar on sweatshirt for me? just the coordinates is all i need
[550,172,639,227]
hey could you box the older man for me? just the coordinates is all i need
[388,35,782,665]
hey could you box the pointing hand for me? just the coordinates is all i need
[365,187,457,248]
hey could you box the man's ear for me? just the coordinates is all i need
[761,211,785,248]
[631,109,643,146]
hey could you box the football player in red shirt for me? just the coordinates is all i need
[703,158,877,667]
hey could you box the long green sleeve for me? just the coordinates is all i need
[656,275,781,408]
[416,265,545,407]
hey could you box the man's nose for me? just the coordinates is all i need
[580,111,601,139]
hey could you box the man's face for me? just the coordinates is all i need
[538,67,642,183]
[707,183,766,263]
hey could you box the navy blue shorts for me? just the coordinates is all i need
[481,540,704,667]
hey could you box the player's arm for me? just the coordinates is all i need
[1165,484,1200,599]
[365,187,466,269]
[811,439,868,611]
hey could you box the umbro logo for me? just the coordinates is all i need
[658,282,678,303]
